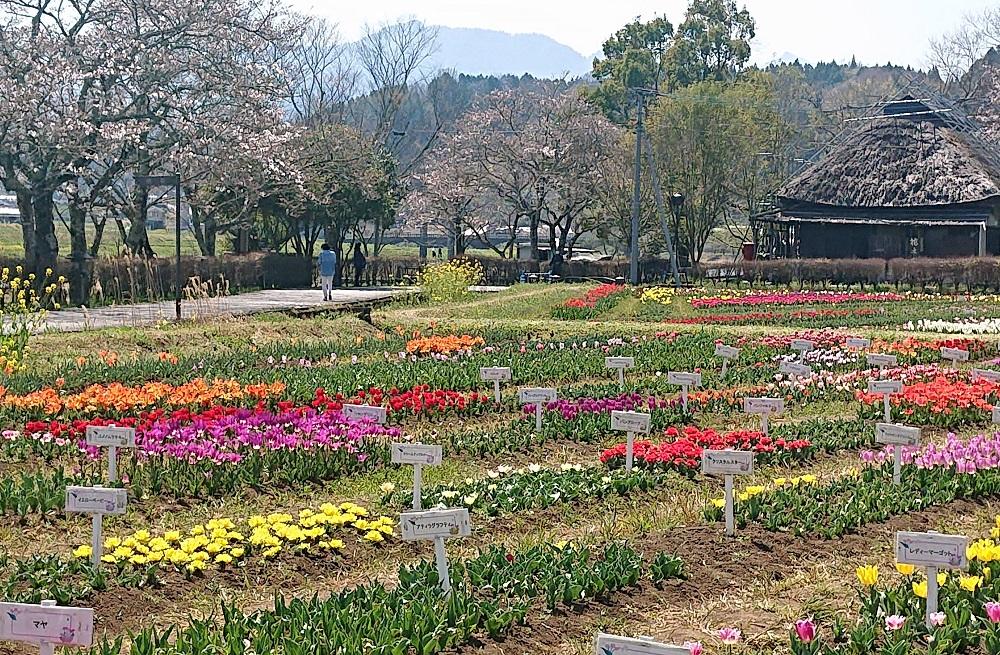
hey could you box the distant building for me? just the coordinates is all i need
[755,89,1000,259]
[0,194,17,224]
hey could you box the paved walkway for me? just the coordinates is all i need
[39,288,414,333]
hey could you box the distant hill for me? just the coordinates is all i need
[424,27,591,79]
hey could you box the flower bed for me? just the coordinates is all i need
[792,518,1000,654]
[0,379,286,419]
[405,334,485,356]
[73,500,393,574]
[672,308,881,325]
[905,317,1000,334]
[600,425,812,474]
[857,375,999,427]
[552,284,628,319]
[690,290,903,309]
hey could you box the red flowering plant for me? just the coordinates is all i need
[552,284,630,320]
[856,375,1000,428]
[600,425,812,476]
[312,385,493,419]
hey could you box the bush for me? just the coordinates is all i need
[419,259,484,302]
[0,266,60,375]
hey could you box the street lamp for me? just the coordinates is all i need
[134,173,182,320]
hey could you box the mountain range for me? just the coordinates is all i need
[422,27,594,79]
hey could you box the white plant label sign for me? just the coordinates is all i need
[972,368,1000,383]
[790,339,815,353]
[605,357,635,369]
[0,602,94,647]
[846,337,871,349]
[701,450,755,476]
[64,486,127,515]
[479,367,512,381]
[868,380,903,394]
[341,403,387,424]
[714,343,740,359]
[518,388,557,403]
[667,371,702,387]
[744,397,784,415]
[390,443,443,466]
[594,633,692,655]
[610,410,651,435]
[400,508,472,541]
[941,347,970,362]
[896,531,969,569]
[867,353,898,368]
[993,406,1000,424]
[779,360,812,377]
[85,426,135,448]
[875,423,921,446]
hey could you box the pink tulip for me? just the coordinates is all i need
[794,619,816,643]
[684,642,703,655]
[986,601,1000,622]
[718,627,741,645]
[929,612,946,627]
[885,615,906,631]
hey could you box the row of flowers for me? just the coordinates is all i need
[72,501,393,574]
[690,290,904,309]
[857,375,1000,427]
[599,425,812,474]
[552,284,629,319]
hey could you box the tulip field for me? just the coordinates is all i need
[9,283,1000,655]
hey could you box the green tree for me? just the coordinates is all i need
[586,16,674,123]
[666,0,755,87]
[649,75,790,264]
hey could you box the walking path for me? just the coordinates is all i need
[39,288,415,333]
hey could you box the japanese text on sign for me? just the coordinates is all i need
[667,371,702,387]
[868,379,903,394]
[875,423,921,446]
[519,388,557,403]
[701,449,754,476]
[391,443,443,466]
[896,531,968,569]
[85,426,135,448]
[610,410,651,434]
[867,353,898,368]
[400,508,472,541]
[846,337,871,349]
[0,602,95,647]
[65,487,127,515]
[341,404,387,424]
[941,347,970,361]
[743,397,783,415]
[480,367,512,381]
[605,357,635,369]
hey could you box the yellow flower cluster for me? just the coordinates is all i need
[710,474,819,508]
[857,562,987,598]
[640,286,676,306]
[72,501,394,573]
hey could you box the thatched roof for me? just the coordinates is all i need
[778,117,1000,207]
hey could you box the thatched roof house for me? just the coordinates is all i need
[758,92,1000,259]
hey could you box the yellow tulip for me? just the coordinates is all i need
[856,564,878,587]
[895,562,915,576]
[960,575,983,591]
[913,580,927,598]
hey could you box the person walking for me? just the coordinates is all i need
[352,243,367,287]
[318,243,337,301]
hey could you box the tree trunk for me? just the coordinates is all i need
[529,212,540,261]
[126,187,154,257]
[16,190,35,268]
[68,201,92,305]
[31,189,58,276]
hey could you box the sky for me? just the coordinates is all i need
[290,0,997,68]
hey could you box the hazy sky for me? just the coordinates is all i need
[290,0,996,67]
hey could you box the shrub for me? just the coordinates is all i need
[0,266,61,376]
[419,259,484,302]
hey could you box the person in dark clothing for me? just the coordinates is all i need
[352,243,367,286]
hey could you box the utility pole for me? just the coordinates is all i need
[629,92,644,285]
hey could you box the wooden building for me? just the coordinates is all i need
[755,92,1000,259]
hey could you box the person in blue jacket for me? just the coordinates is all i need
[317,243,337,301]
